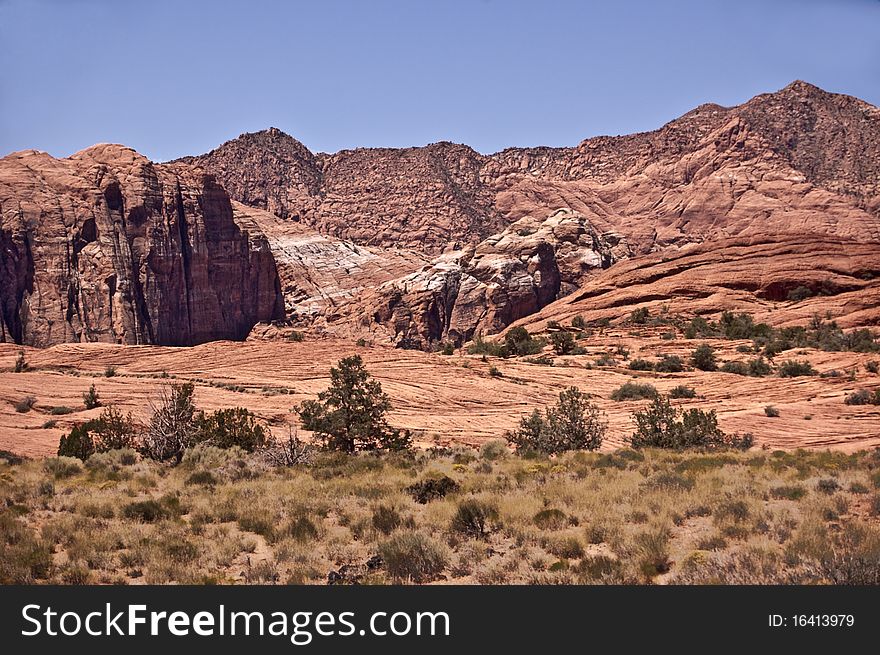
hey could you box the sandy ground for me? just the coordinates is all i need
[2,332,879,458]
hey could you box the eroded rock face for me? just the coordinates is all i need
[320,209,628,347]
[0,145,284,347]
[510,235,880,332]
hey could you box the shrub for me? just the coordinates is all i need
[0,513,51,583]
[549,331,577,356]
[770,485,806,501]
[104,365,116,378]
[185,470,217,486]
[407,475,459,504]
[866,361,879,374]
[91,406,138,452]
[122,500,168,523]
[629,307,650,325]
[844,389,880,406]
[654,355,685,373]
[636,529,671,577]
[488,365,502,377]
[505,327,543,356]
[439,342,454,356]
[298,356,412,453]
[816,479,840,495]
[140,383,202,463]
[43,456,83,479]
[372,505,404,535]
[684,316,715,339]
[720,311,772,340]
[49,406,74,415]
[13,350,28,373]
[57,424,95,461]
[748,358,773,377]
[691,344,717,371]
[778,360,816,377]
[467,336,507,357]
[82,384,101,410]
[479,439,508,461]
[379,531,448,583]
[629,395,752,450]
[787,286,813,302]
[14,396,36,413]
[610,382,658,401]
[198,407,268,452]
[284,516,319,542]
[572,315,587,330]
[764,405,780,418]
[506,387,606,454]
[628,358,654,371]
[669,385,696,399]
[533,508,568,530]
[720,361,749,376]
[287,330,305,342]
[450,498,498,538]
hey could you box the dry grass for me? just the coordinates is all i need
[1,446,879,585]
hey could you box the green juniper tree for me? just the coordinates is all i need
[298,355,412,452]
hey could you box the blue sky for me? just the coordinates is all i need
[1,0,878,160]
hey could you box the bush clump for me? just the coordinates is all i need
[549,331,581,356]
[506,387,606,454]
[14,396,36,413]
[504,327,544,356]
[533,508,568,530]
[654,355,685,373]
[629,395,753,451]
[610,382,658,401]
[57,407,138,460]
[198,407,268,452]
[122,500,168,523]
[379,531,448,583]
[467,336,508,358]
[844,389,880,406]
[669,385,697,399]
[371,505,412,535]
[479,439,508,461]
[407,475,460,504]
[628,358,654,371]
[450,498,498,538]
[691,344,718,371]
[778,360,816,378]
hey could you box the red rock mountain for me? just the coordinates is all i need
[0,145,284,347]
[2,81,878,349]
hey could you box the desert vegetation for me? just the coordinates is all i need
[2,443,879,585]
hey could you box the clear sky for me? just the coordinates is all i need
[1,0,878,161]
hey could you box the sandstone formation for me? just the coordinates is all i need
[231,201,429,320]
[318,208,630,347]
[4,81,880,351]
[509,235,880,333]
[0,145,284,347]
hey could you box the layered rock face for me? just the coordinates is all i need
[510,235,880,333]
[0,145,284,347]
[316,209,629,347]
